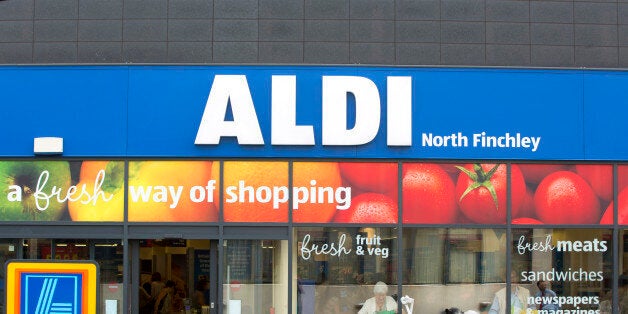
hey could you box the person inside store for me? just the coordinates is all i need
[358,281,398,314]
[488,271,530,314]
[535,280,559,311]
[193,279,209,308]
[139,283,154,314]
[149,272,165,299]
[154,280,176,314]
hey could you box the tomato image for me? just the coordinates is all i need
[518,164,567,184]
[600,186,628,225]
[455,164,525,224]
[333,193,397,223]
[575,164,612,202]
[339,162,397,198]
[402,163,458,224]
[512,217,543,224]
[534,171,600,224]
[514,187,535,219]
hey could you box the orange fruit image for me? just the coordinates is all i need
[128,161,217,222]
[292,162,343,223]
[216,161,289,222]
[68,161,124,222]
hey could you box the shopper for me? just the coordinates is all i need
[535,280,559,312]
[488,271,530,314]
[358,281,398,314]
[154,280,176,314]
[150,272,165,299]
[193,279,209,308]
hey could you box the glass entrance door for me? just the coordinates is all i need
[134,239,218,314]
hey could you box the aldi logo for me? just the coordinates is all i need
[24,274,80,313]
[6,261,98,314]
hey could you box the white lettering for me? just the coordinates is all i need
[387,76,412,146]
[271,75,315,145]
[195,75,264,145]
[322,76,380,145]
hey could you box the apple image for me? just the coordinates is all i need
[0,161,71,221]
[68,161,125,222]
[128,161,218,222]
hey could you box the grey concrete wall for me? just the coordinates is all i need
[0,0,625,68]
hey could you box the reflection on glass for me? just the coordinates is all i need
[403,228,505,313]
[22,239,52,259]
[513,228,612,313]
[223,239,288,313]
[293,227,397,313]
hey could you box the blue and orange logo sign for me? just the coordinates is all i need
[6,260,98,314]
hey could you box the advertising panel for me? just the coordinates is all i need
[127,161,218,222]
[220,161,288,223]
[0,161,124,222]
[512,164,612,225]
[291,162,397,224]
[616,165,628,225]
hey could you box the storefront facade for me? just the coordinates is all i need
[0,65,627,314]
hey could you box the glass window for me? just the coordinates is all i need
[514,164,611,225]
[402,228,506,312]
[22,238,52,259]
[294,227,398,313]
[95,240,123,313]
[223,239,288,313]
[621,230,628,312]
[0,240,17,312]
[513,228,612,313]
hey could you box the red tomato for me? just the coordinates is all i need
[534,171,600,224]
[402,163,458,223]
[619,166,628,192]
[515,187,536,219]
[439,163,461,181]
[339,162,398,198]
[512,217,543,224]
[455,164,525,224]
[333,193,397,223]
[518,164,567,184]
[575,165,612,202]
[600,186,628,225]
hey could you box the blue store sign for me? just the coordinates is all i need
[0,66,627,160]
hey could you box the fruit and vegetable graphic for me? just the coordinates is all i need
[0,161,71,221]
[68,161,124,222]
[401,163,457,224]
[455,163,525,224]
[218,161,289,223]
[128,161,217,222]
[514,164,610,225]
[0,160,622,224]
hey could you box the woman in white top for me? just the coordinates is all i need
[358,281,398,314]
